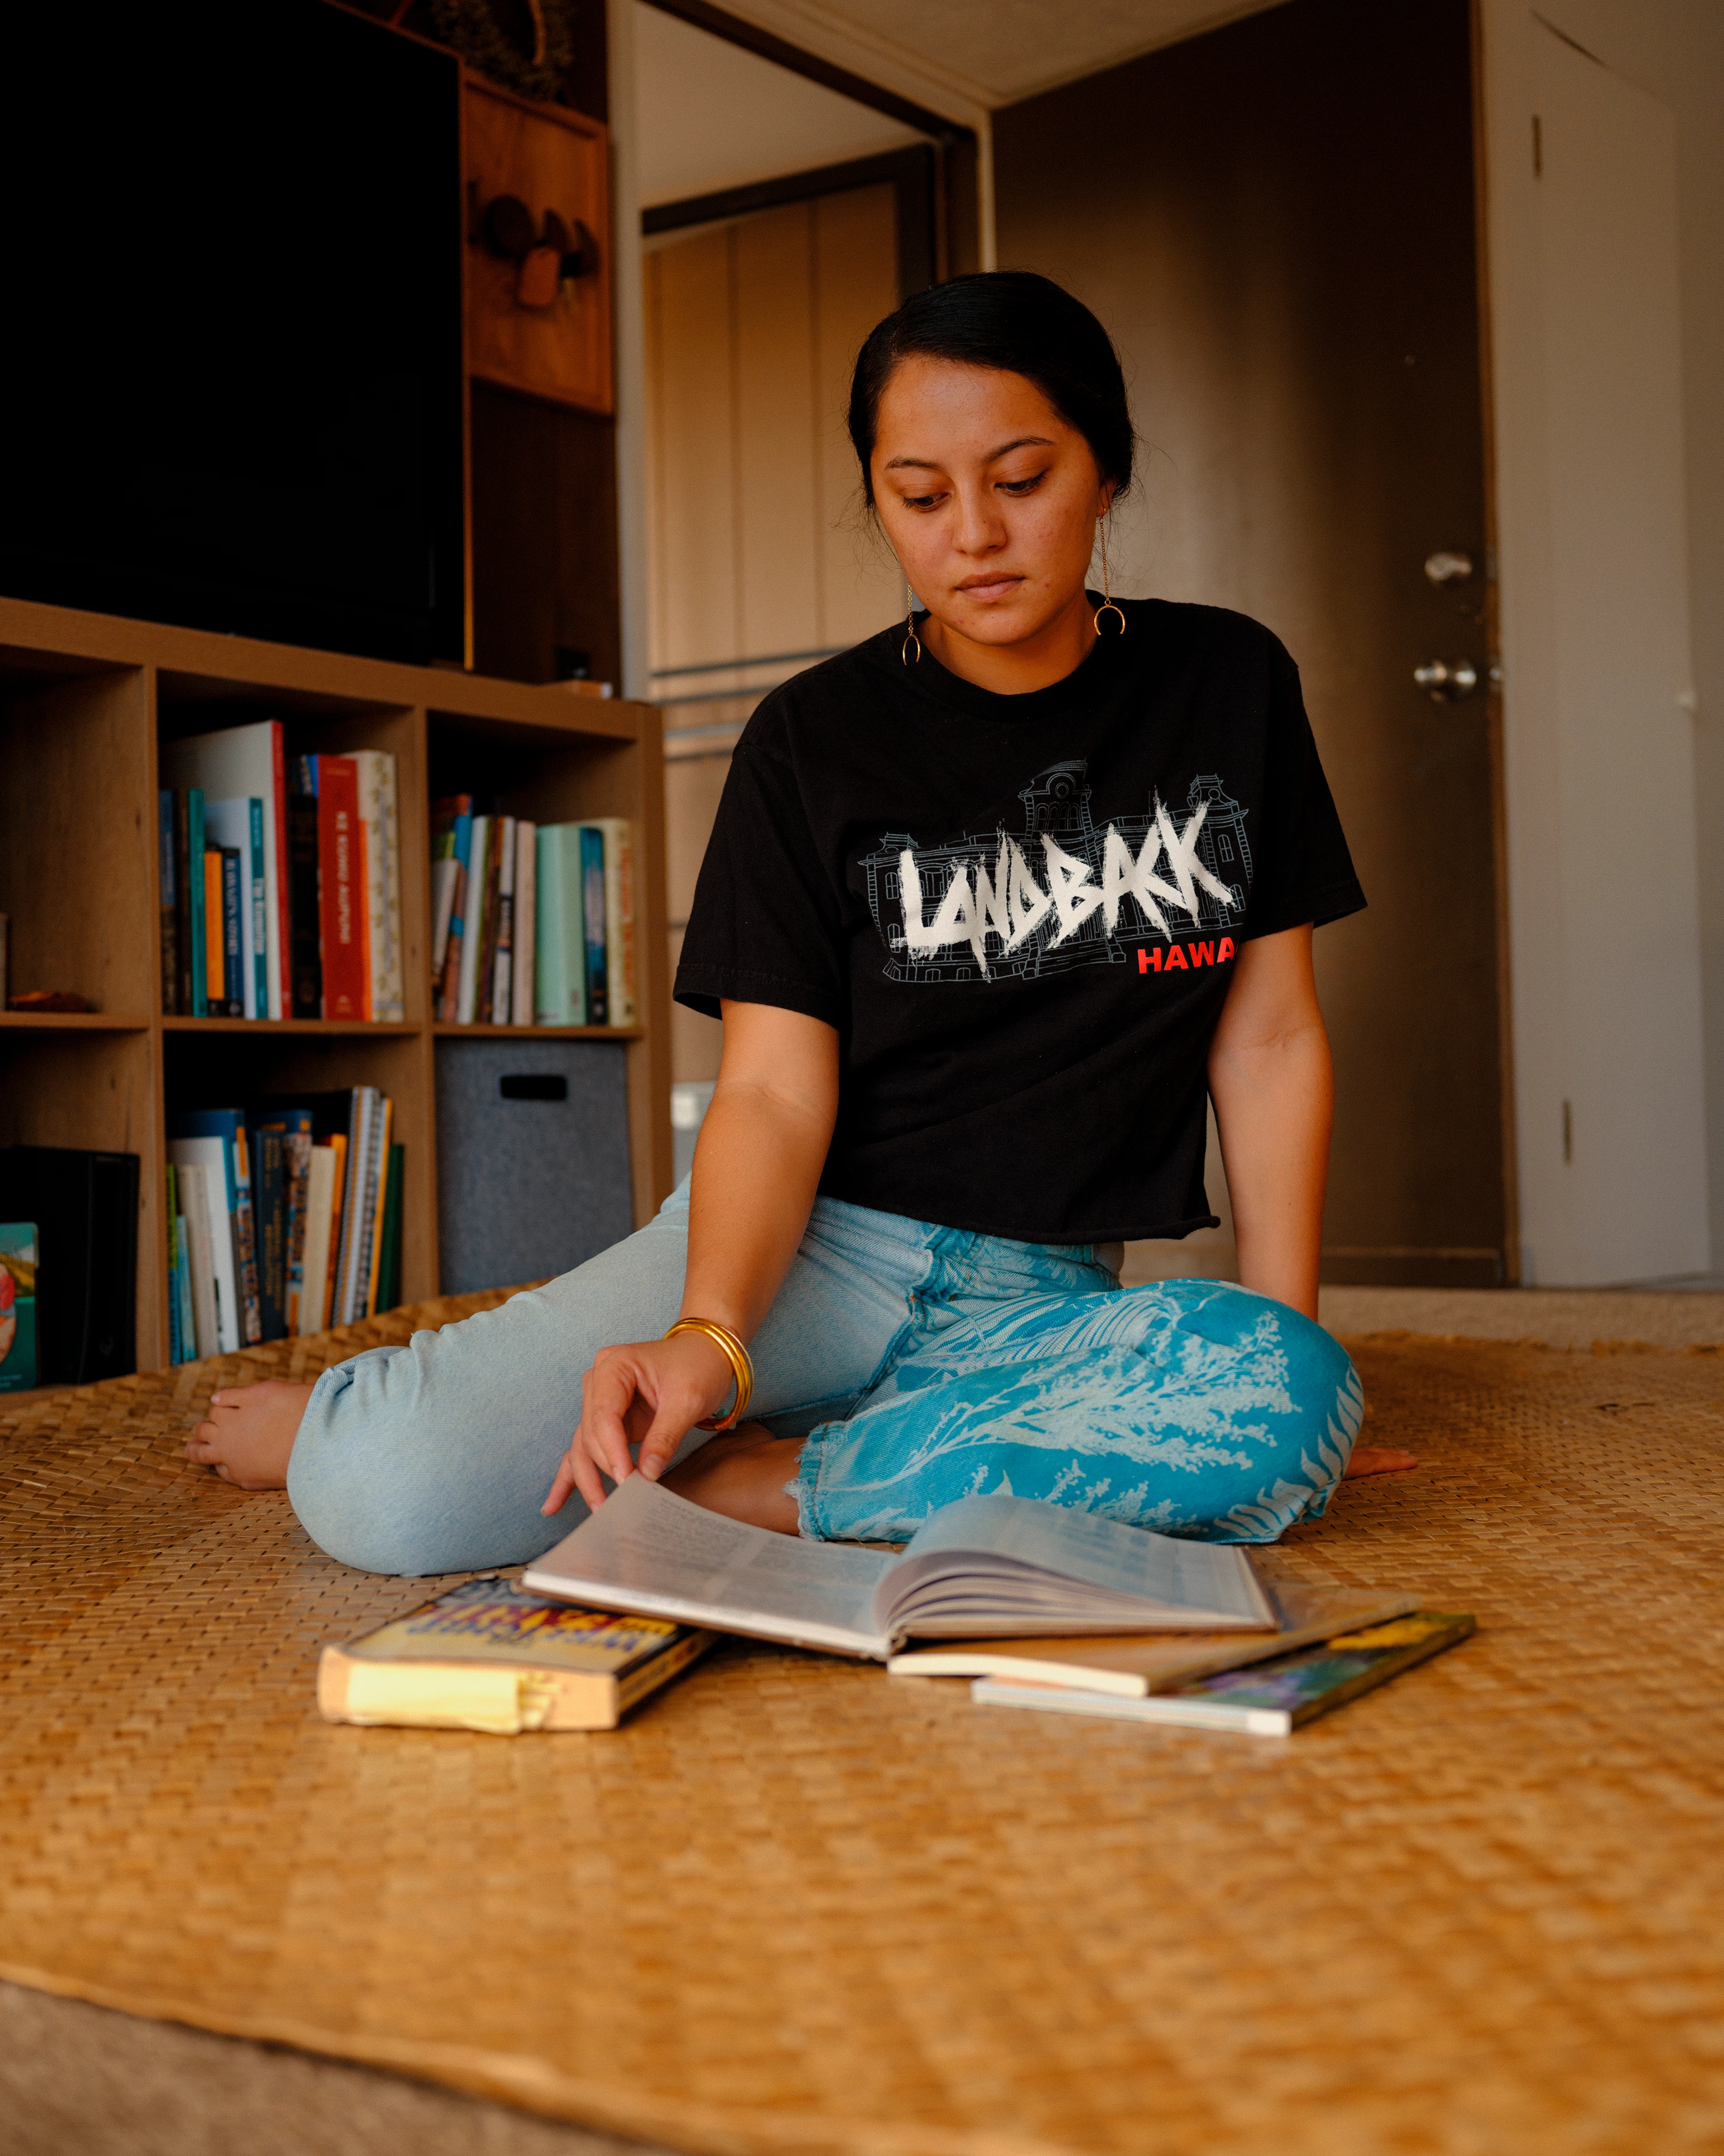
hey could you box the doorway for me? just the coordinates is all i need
[996,0,1510,1288]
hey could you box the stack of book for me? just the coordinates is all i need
[164,1093,403,1361]
[431,804,636,1027]
[158,721,404,1023]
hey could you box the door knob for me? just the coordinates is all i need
[1413,659,1479,702]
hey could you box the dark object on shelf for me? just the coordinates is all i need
[0,1147,140,1383]
[480,191,539,259]
[7,992,92,1014]
[430,0,577,105]
[1,2,465,667]
[435,1040,630,1297]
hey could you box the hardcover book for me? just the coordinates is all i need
[317,1576,716,1734]
[314,755,367,1022]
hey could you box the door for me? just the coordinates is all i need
[996,0,1510,1286]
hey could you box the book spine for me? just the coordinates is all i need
[176,1162,219,1358]
[288,759,322,1018]
[268,720,289,1021]
[334,1094,371,1324]
[316,757,367,1022]
[598,819,637,1026]
[219,847,244,1015]
[298,1143,334,1338]
[512,819,536,1030]
[231,1124,262,1346]
[187,789,208,1018]
[534,825,585,1024]
[323,1132,348,1328]
[475,819,503,1023]
[165,1165,183,1367]
[455,816,490,1025]
[158,791,179,1016]
[248,798,268,1021]
[439,810,473,1021]
[173,791,193,1017]
[580,825,609,1026]
[203,849,225,1011]
[363,1096,394,1318]
[376,1140,404,1314]
[359,752,404,1024]
[253,1125,286,1341]
[175,1199,196,1364]
[490,814,516,1025]
[283,1128,311,1337]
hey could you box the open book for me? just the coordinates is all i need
[522,1477,1277,1660]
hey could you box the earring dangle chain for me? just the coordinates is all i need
[902,582,922,665]
[1094,518,1126,637]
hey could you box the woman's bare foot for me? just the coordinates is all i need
[660,1422,803,1534]
[1343,1446,1418,1478]
[185,1381,315,1489]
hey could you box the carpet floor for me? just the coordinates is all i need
[2,1289,1722,2156]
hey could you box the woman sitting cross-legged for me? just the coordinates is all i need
[189,271,1402,1574]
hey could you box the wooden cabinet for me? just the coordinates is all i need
[464,77,612,415]
[0,596,672,1373]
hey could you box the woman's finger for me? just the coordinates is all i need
[636,1394,702,1480]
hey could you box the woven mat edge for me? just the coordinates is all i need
[0,1958,1091,2156]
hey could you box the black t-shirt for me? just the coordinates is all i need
[675,597,1365,1244]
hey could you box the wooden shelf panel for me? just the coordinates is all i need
[0,1011,152,1032]
[431,1023,644,1040]
[161,1017,421,1037]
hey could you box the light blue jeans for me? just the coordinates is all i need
[287,1181,1363,1576]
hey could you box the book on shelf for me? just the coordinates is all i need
[0,1224,38,1392]
[588,817,637,1026]
[0,1148,139,1383]
[511,819,537,1031]
[288,761,322,1019]
[314,755,367,1022]
[885,1580,1421,1695]
[430,794,471,1013]
[534,822,587,1024]
[970,1612,1477,1737]
[489,812,516,1024]
[354,750,404,1023]
[166,1094,395,1358]
[160,722,289,1020]
[524,1479,1277,1661]
[156,792,179,1017]
[317,1577,716,1735]
[454,813,491,1024]
[579,822,609,1025]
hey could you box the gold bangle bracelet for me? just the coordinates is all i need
[664,1316,755,1431]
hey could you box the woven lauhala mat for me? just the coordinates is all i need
[2,1310,1723,2156]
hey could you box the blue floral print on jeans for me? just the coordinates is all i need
[796,1276,1364,1544]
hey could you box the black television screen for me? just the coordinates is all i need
[4,1,466,667]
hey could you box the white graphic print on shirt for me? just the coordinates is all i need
[860,760,1250,985]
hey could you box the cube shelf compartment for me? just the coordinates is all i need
[0,596,672,1374]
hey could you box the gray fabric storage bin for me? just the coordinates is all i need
[435,1039,633,1296]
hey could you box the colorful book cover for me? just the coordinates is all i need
[248,1119,286,1340]
[455,816,491,1025]
[174,1185,196,1365]
[438,804,474,1021]
[579,822,608,1026]
[187,788,208,1018]
[288,756,323,1019]
[430,794,470,985]
[273,1113,313,1336]
[588,819,636,1026]
[157,790,179,1016]
[343,1577,688,1674]
[354,750,404,1024]
[0,1225,38,1392]
[249,797,268,1018]
[973,1613,1477,1737]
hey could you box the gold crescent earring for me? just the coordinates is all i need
[902,581,923,665]
[1094,517,1126,636]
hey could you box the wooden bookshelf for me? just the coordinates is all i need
[0,595,673,1374]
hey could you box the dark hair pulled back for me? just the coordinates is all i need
[848,271,1135,505]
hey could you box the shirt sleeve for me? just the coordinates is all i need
[1241,637,1367,940]
[674,734,846,1026]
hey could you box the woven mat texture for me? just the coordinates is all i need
[1,1300,1722,2156]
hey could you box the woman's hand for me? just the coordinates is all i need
[543,1325,736,1515]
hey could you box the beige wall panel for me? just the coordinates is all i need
[647,230,740,672]
[734,204,822,661]
[813,186,903,650]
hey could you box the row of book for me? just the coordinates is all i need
[165,1092,401,1361]
[158,719,404,1022]
[431,804,636,1026]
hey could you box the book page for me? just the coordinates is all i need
[524,1476,894,1651]
[881,1494,1275,1633]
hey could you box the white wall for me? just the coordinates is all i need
[1480,0,1723,1284]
